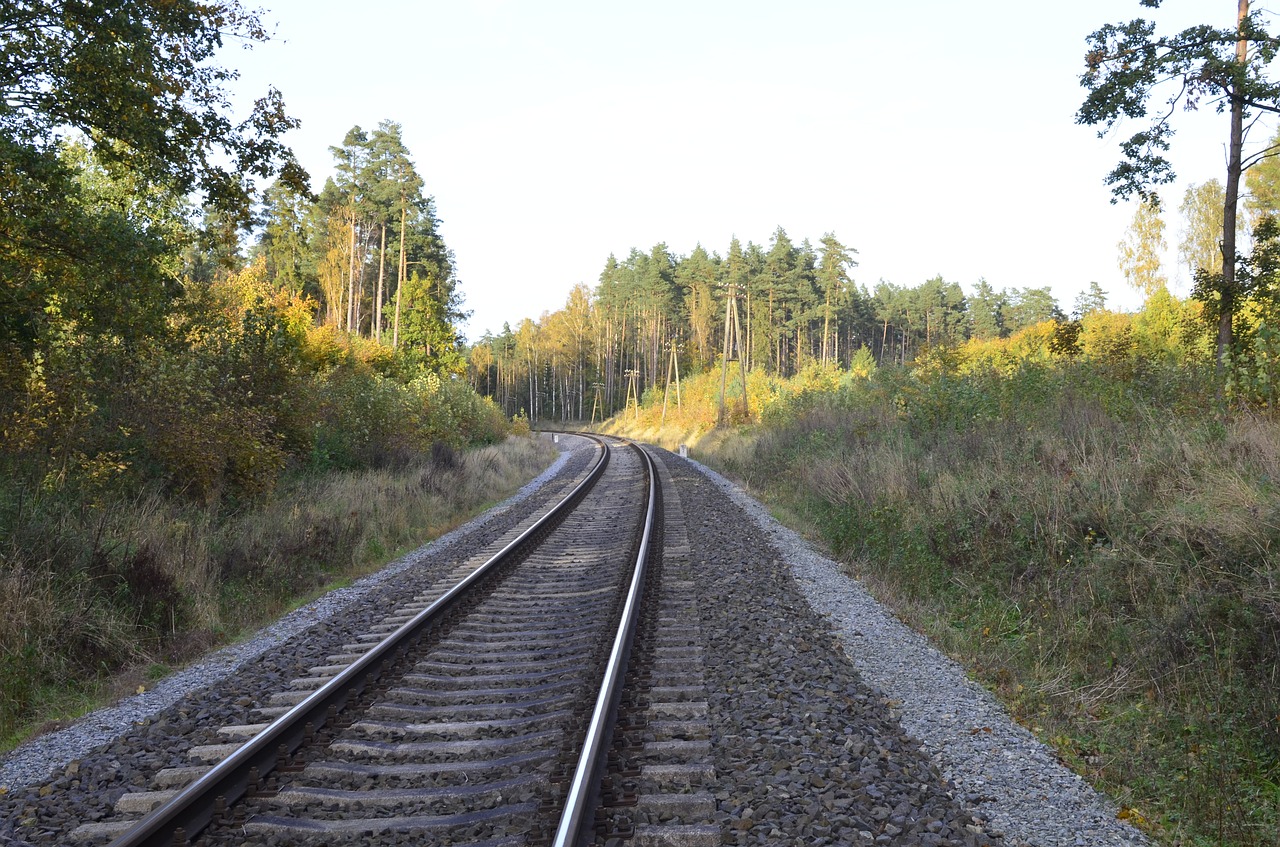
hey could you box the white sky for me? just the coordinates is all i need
[226,0,1276,340]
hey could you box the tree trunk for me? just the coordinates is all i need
[394,200,406,348]
[1219,0,1250,374]
[376,223,386,343]
[822,291,831,366]
[346,211,357,332]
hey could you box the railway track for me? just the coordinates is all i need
[63,434,719,847]
[2,434,1059,845]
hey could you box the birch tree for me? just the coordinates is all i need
[1118,197,1169,296]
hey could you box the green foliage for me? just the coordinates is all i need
[0,139,179,373]
[968,279,1005,339]
[398,272,465,373]
[472,230,1084,424]
[255,179,314,298]
[598,288,1268,844]
[1073,281,1108,318]
[1081,310,1138,367]
[0,3,496,758]
[0,0,306,223]
[1226,324,1280,406]
[1179,180,1238,279]
[1117,197,1168,296]
[1077,7,1280,203]
[0,435,554,749]
[1246,126,1280,219]
[847,346,877,380]
[303,121,457,343]
[1077,3,1280,365]
[1,257,508,746]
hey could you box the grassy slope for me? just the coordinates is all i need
[604,363,1280,847]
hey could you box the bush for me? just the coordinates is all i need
[0,258,527,747]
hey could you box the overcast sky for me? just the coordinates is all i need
[226,1,1274,340]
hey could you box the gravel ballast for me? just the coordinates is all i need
[0,438,584,801]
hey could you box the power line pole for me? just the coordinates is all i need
[661,341,682,424]
[589,382,604,427]
[624,369,641,423]
[718,283,749,426]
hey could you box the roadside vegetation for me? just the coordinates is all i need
[6,3,1280,844]
[0,428,551,751]
[465,28,1280,830]
[0,3,548,751]
[597,304,1280,846]
[0,245,549,747]
[470,147,1280,845]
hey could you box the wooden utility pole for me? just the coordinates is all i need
[375,223,386,342]
[624,369,641,422]
[590,382,604,426]
[346,210,357,332]
[393,201,406,348]
[718,284,749,426]
[661,342,682,424]
[1218,0,1250,373]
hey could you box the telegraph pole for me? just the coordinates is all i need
[661,342,682,424]
[624,368,641,422]
[589,382,604,426]
[718,284,749,426]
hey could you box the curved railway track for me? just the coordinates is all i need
[5,432,1048,846]
[65,434,717,847]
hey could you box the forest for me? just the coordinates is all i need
[457,122,1280,847]
[4,1,1280,844]
[470,161,1280,424]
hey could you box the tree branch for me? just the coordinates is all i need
[1243,140,1280,169]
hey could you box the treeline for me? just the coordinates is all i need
[3,124,490,509]
[468,227,1084,421]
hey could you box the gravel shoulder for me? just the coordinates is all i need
[680,452,1151,847]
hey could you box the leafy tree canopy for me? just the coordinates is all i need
[1077,1,1280,205]
[1077,1,1280,366]
[0,0,307,221]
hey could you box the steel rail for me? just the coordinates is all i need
[106,435,610,847]
[551,440,658,847]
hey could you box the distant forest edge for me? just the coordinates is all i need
[469,169,1280,424]
[1,0,517,742]
[4,120,498,505]
[0,110,526,743]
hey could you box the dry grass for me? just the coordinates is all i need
[0,434,556,750]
